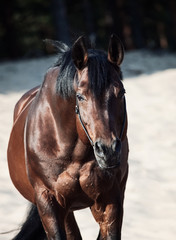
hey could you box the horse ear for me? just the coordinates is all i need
[108,34,124,66]
[72,36,88,70]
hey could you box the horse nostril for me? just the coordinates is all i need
[94,141,106,156]
[94,141,101,154]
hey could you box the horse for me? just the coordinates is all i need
[7,35,129,240]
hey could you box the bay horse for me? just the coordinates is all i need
[7,35,129,240]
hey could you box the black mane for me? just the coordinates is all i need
[54,42,123,99]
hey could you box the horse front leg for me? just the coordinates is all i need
[64,212,82,240]
[91,192,124,240]
[35,188,67,240]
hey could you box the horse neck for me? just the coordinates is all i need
[40,67,92,155]
[54,96,77,139]
[39,67,77,144]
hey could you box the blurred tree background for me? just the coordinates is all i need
[0,0,176,60]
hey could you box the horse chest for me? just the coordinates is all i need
[54,161,116,209]
[79,162,116,200]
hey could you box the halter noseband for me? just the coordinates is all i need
[75,97,127,147]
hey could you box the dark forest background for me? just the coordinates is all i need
[0,0,176,60]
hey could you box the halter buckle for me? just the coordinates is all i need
[75,105,79,114]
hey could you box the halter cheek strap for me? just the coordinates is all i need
[75,101,94,146]
[75,97,127,146]
[119,97,127,140]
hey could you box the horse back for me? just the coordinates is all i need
[7,86,40,203]
[13,86,39,122]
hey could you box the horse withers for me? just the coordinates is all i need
[7,35,129,240]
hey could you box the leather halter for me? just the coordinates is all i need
[75,96,127,147]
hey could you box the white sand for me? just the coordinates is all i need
[0,51,176,239]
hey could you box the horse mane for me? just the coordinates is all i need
[52,41,123,99]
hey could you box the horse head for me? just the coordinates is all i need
[72,35,127,169]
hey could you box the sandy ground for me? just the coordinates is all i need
[0,50,176,240]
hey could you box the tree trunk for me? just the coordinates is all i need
[128,0,145,48]
[82,0,96,44]
[0,0,21,58]
[167,0,176,50]
[51,0,70,45]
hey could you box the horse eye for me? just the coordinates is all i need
[76,94,85,102]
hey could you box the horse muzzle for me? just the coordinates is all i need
[93,139,121,169]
